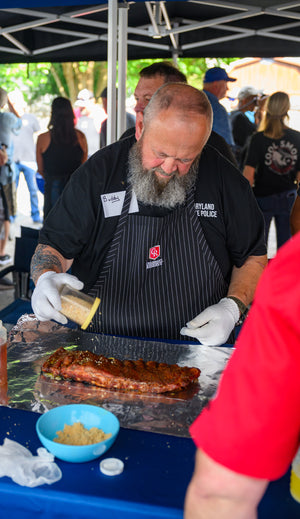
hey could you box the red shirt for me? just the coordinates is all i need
[190,233,300,480]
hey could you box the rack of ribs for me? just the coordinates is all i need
[41,347,201,394]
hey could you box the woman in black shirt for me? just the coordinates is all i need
[243,91,300,250]
[36,97,88,218]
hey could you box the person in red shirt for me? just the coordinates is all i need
[185,231,300,518]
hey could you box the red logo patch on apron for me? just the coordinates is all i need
[149,245,160,260]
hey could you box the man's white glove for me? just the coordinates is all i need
[180,297,240,346]
[31,271,84,324]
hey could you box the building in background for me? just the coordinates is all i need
[226,58,300,131]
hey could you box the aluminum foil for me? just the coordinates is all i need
[4,314,233,437]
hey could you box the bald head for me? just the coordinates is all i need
[143,83,213,132]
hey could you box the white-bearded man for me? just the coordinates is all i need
[30,83,267,345]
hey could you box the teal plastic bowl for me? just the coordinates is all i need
[36,404,120,463]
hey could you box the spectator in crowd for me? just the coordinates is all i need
[0,87,22,224]
[10,89,42,224]
[184,229,300,519]
[99,87,135,148]
[120,61,237,166]
[253,92,269,127]
[202,67,236,147]
[30,84,266,344]
[230,85,259,169]
[36,96,88,219]
[75,89,104,157]
[0,148,10,265]
[243,91,300,251]
[131,62,187,136]
[119,61,187,140]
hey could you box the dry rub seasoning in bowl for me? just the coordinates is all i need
[60,284,100,329]
[54,422,112,445]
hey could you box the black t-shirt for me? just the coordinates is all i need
[230,110,256,148]
[230,110,257,170]
[39,136,266,290]
[245,128,300,196]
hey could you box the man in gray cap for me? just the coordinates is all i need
[230,85,260,169]
[203,67,236,147]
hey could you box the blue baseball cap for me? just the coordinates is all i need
[204,67,236,83]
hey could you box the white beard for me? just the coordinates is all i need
[128,141,199,209]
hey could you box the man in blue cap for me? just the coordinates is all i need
[203,67,236,148]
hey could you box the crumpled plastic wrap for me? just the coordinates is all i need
[5,314,233,437]
[0,438,62,487]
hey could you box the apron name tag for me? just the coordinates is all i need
[101,191,139,218]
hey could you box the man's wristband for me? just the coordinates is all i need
[227,296,248,317]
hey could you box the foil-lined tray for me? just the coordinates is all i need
[5,315,233,437]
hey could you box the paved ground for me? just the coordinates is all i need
[0,175,277,312]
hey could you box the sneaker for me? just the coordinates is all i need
[0,255,11,265]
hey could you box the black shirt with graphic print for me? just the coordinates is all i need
[245,128,300,197]
[39,135,266,291]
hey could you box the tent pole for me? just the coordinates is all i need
[107,0,117,146]
[117,4,128,139]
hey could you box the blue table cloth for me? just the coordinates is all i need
[0,406,194,519]
[0,406,299,519]
[0,299,33,325]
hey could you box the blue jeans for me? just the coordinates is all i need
[256,189,296,249]
[44,177,68,219]
[15,161,41,221]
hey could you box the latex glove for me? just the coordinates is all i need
[180,298,240,346]
[31,271,84,324]
[0,438,62,487]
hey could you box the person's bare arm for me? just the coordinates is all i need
[0,148,8,167]
[36,134,45,178]
[31,244,73,285]
[290,173,300,236]
[7,96,22,118]
[227,254,267,308]
[36,132,51,178]
[184,449,268,519]
[76,129,88,163]
[243,165,255,187]
[290,195,300,236]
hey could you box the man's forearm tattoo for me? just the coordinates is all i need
[31,244,63,284]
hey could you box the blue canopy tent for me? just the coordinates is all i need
[1,0,300,141]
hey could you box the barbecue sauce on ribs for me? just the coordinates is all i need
[41,347,200,394]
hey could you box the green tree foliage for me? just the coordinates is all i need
[0,63,55,104]
[0,61,107,106]
[126,57,238,92]
[0,57,238,107]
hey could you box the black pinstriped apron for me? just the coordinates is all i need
[88,186,228,340]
